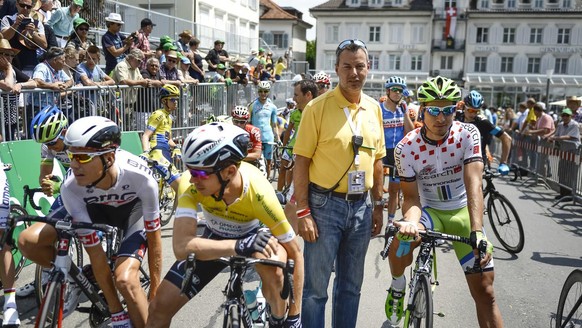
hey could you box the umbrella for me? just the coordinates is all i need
[550,96,582,106]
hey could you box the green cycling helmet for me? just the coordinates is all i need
[417,76,461,103]
[30,105,68,143]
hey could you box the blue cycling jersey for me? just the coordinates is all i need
[250,98,277,142]
[381,102,406,149]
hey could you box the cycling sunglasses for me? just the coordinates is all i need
[44,134,63,147]
[188,168,216,180]
[389,87,403,93]
[258,89,270,93]
[67,149,115,164]
[465,106,480,113]
[425,105,456,117]
[232,119,247,125]
[336,39,367,55]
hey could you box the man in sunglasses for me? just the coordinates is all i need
[249,80,279,178]
[146,122,303,328]
[158,50,184,86]
[387,76,503,327]
[456,90,512,174]
[293,39,385,328]
[102,12,132,75]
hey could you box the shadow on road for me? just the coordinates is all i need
[531,251,582,268]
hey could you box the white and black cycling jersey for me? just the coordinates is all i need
[60,149,160,236]
[41,144,71,168]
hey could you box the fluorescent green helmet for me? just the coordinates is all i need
[416,76,461,103]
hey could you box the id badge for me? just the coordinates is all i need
[347,170,366,194]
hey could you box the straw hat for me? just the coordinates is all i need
[566,96,581,105]
[179,30,193,38]
[0,39,20,55]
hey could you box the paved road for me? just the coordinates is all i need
[7,176,582,327]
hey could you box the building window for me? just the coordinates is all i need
[248,0,257,10]
[507,0,516,8]
[502,28,515,44]
[476,27,488,43]
[411,55,423,71]
[326,24,339,43]
[474,56,487,72]
[394,0,402,5]
[389,24,404,44]
[557,28,570,44]
[388,54,401,70]
[440,56,453,70]
[533,0,543,8]
[326,52,336,70]
[273,32,288,49]
[348,0,360,5]
[530,27,543,43]
[369,0,383,5]
[369,52,380,70]
[480,0,489,9]
[369,26,381,43]
[555,58,568,74]
[563,0,571,8]
[411,24,425,44]
[527,57,540,73]
[500,57,513,73]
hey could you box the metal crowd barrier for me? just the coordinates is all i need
[0,81,296,142]
[492,131,582,208]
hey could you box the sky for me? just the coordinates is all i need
[273,0,328,40]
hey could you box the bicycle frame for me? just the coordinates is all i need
[403,238,438,326]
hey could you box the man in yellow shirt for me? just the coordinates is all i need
[293,39,385,328]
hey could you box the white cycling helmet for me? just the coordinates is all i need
[257,81,271,90]
[183,122,249,170]
[313,71,330,85]
[64,116,121,150]
[232,106,250,120]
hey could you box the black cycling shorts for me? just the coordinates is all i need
[382,148,400,181]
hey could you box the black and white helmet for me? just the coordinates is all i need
[64,116,121,150]
[183,122,249,169]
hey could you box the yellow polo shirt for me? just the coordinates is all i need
[294,86,385,192]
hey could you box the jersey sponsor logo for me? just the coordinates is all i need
[83,192,137,205]
[127,158,153,175]
[122,185,130,190]
[418,164,462,181]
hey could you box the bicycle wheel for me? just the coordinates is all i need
[487,193,525,254]
[223,303,241,328]
[556,269,582,328]
[35,237,84,306]
[407,274,433,328]
[9,204,31,277]
[159,181,177,227]
[36,272,65,328]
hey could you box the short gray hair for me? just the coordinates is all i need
[127,48,144,60]
[146,57,159,66]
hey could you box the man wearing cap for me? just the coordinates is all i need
[176,29,192,53]
[159,42,177,65]
[549,107,581,199]
[1,0,47,75]
[178,56,197,84]
[205,39,230,72]
[566,95,582,128]
[47,0,82,47]
[208,63,227,83]
[133,18,155,69]
[227,60,247,85]
[159,50,183,86]
[248,49,259,68]
[102,12,132,75]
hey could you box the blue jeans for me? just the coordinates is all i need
[301,187,372,328]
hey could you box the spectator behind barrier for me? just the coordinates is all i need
[102,12,132,75]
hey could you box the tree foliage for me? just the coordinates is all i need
[306,40,316,71]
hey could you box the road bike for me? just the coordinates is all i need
[180,252,295,328]
[555,269,582,328]
[380,225,487,327]
[145,158,178,227]
[482,169,525,254]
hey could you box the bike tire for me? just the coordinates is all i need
[223,303,241,328]
[407,274,433,328]
[35,236,84,307]
[35,273,64,328]
[555,269,582,328]
[8,204,30,278]
[159,181,177,227]
[487,193,525,254]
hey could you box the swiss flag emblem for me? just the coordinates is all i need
[473,146,480,154]
[58,239,69,251]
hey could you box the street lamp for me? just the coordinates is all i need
[545,69,554,109]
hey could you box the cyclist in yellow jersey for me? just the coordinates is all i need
[146,123,304,328]
[141,84,182,192]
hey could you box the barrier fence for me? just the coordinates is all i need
[492,131,582,208]
[0,80,296,142]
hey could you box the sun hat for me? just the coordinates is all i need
[0,39,20,55]
[105,13,124,24]
[179,30,193,38]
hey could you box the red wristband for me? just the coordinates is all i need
[296,208,311,219]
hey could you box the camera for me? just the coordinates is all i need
[130,32,138,41]
[19,17,33,29]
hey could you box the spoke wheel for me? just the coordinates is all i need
[224,303,241,328]
[408,274,433,328]
[487,193,525,254]
[159,181,176,227]
[556,269,582,328]
[36,273,64,328]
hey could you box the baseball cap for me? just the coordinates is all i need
[72,0,83,6]
[561,108,573,116]
[258,48,265,52]
[163,43,177,51]
[217,64,226,70]
[180,57,191,65]
[141,18,156,28]
[214,40,225,45]
[73,17,89,30]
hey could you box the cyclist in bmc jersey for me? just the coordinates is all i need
[18,106,71,300]
[146,122,304,328]
[386,76,503,327]
[381,76,415,226]
[141,84,182,193]
[249,81,279,178]
[0,162,19,327]
[456,90,511,175]
[62,117,162,328]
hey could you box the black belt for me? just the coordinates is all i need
[55,35,68,39]
[310,183,368,201]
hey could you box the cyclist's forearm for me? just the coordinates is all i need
[146,229,163,297]
[464,162,485,230]
[500,134,512,163]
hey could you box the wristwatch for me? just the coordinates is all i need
[373,199,386,207]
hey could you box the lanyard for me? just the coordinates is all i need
[343,107,362,168]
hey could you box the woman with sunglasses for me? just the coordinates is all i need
[146,122,304,328]
[60,116,161,328]
[140,84,183,194]
[65,17,93,62]
[386,76,503,327]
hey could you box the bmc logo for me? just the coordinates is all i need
[83,192,137,204]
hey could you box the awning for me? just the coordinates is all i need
[465,74,582,87]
